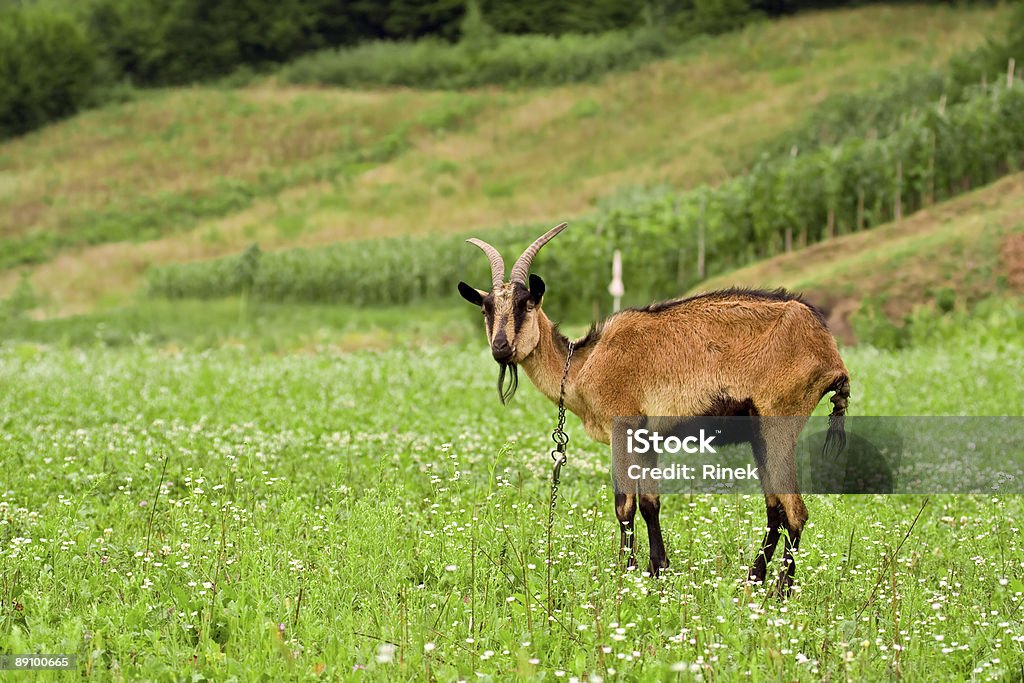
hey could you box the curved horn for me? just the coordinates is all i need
[467,238,505,289]
[508,222,567,284]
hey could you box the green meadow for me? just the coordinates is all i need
[2,1,1024,680]
[1,305,1022,680]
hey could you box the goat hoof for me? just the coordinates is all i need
[774,572,795,599]
[647,557,669,577]
[748,561,767,586]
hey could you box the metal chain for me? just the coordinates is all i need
[546,340,574,624]
[549,340,575,512]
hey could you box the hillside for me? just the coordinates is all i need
[0,4,1005,315]
[693,172,1024,342]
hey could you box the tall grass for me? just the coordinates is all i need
[0,311,1020,679]
[764,1,1024,156]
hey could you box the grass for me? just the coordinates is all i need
[693,172,1024,343]
[0,89,484,269]
[0,4,1006,314]
[0,306,1022,680]
[0,299,476,352]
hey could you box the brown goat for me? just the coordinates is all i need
[458,223,851,592]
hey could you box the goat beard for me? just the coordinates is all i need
[497,362,519,405]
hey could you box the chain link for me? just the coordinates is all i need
[546,340,574,623]
[549,340,574,511]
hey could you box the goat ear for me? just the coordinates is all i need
[528,273,545,304]
[458,281,485,306]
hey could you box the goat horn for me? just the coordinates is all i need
[467,238,505,289]
[508,222,567,284]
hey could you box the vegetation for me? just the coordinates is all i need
[147,81,1024,319]
[279,1,1024,92]
[0,90,484,272]
[280,27,673,89]
[0,303,1021,680]
[3,5,1023,678]
[765,0,1024,155]
[0,297,477,352]
[950,0,1024,89]
[6,0,982,138]
[5,4,992,314]
[695,172,1024,347]
[0,4,99,138]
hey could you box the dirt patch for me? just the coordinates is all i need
[1001,232,1024,292]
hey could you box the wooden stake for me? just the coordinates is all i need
[1009,58,1016,89]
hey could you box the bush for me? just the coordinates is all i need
[480,0,639,35]
[852,297,1024,350]
[0,273,38,322]
[0,5,99,138]
[280,27,673,89]
[87,0,322,86]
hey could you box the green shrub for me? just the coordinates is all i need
[460,0,498,55]
[280,27,673,89]
[0,272,38,322]
[850,298,908,350]
[86,0,331,86]
[0,5,99,138]
[852,297,1024,350]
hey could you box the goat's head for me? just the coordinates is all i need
[458,222,567,403]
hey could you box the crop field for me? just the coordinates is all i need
[0,4,1005,314]
[1,306,1022,681]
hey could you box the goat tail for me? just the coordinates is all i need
[822,374,850,459]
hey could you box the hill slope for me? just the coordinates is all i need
[693,173,1024,342]
[0,4,1005,314]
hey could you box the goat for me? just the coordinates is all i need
[458,223,851,592]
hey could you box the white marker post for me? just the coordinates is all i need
[609,249,624,312]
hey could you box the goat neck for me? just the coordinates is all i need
[518,307,585,408]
